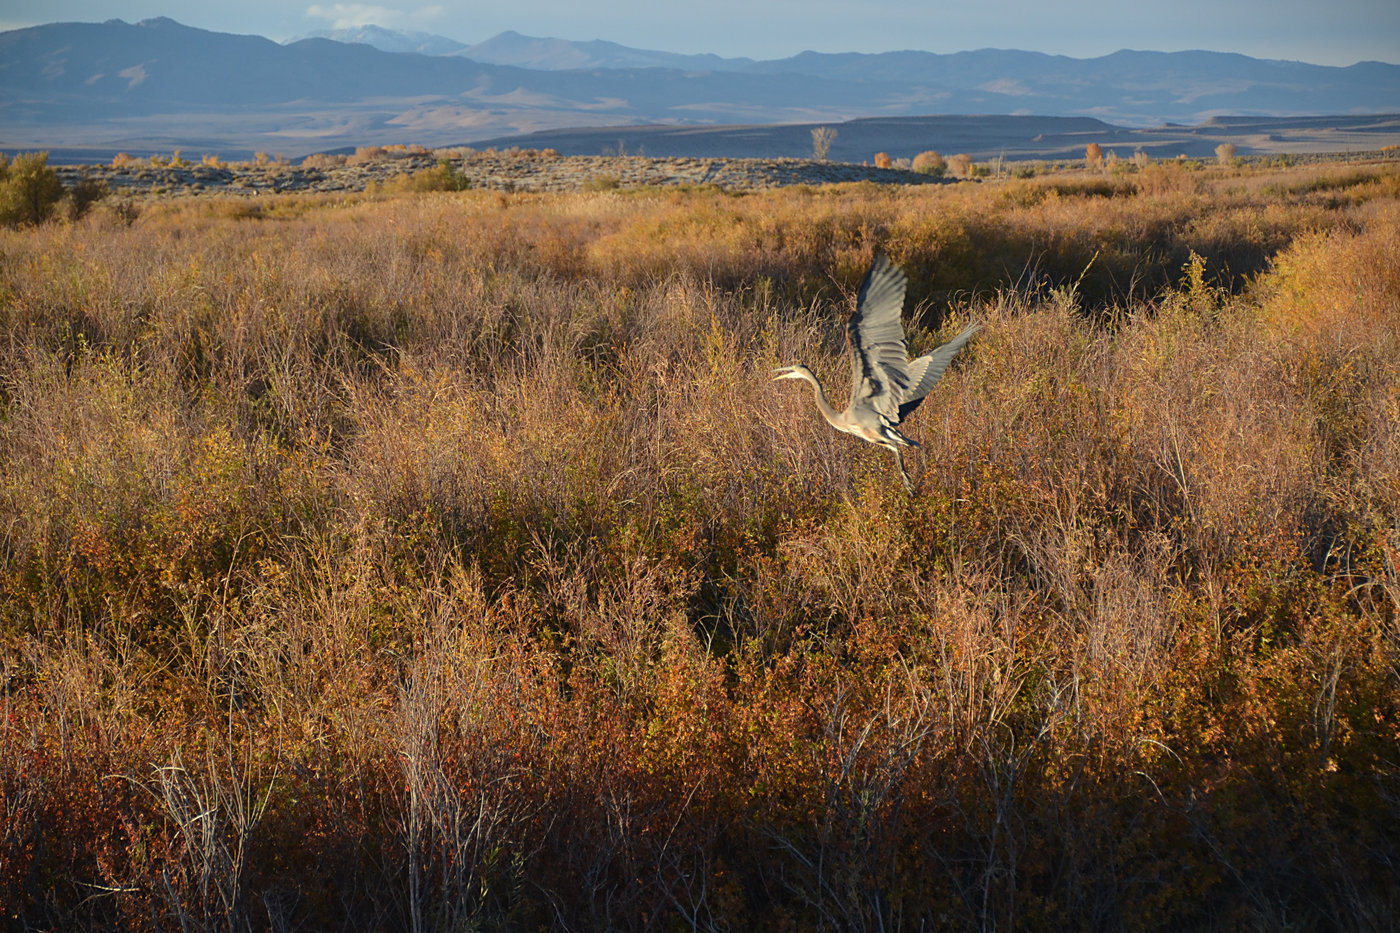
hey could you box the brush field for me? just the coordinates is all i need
[2,159,1399,930]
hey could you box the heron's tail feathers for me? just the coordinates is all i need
[879,424,920,448]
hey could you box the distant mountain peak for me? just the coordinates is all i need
[459,30,754,71]
[287,24,467,56]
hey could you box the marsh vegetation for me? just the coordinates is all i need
[2,159,1398,930]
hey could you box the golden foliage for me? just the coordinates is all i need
[1,158,1398,929]
[947,152,975,178]
[912,149,946,175]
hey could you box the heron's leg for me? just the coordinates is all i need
[895,448,915,494]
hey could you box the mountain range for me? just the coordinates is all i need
[3,17,1398,162]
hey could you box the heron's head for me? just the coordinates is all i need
[772,364,812,383]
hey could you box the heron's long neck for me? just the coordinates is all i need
[803,371,844,429]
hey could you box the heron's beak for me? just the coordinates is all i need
[771,366,800,381]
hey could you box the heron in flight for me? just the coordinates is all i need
[773,256,981,493]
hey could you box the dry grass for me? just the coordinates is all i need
[1,160,1398,930]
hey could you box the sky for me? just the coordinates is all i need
[2,0,1398,65]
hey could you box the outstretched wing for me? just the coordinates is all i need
[846,256,911,422]
[897,323,982,421]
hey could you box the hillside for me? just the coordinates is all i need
[466,113,1400,162]
[3,17,1399,158]
[46,151,946,197]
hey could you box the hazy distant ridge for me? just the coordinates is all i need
[454,30,756,71]
[293,24,469,57]
[3,17,1398,156]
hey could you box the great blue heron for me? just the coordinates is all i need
[773,256,981,492]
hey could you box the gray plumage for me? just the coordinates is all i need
[774,256,981,492]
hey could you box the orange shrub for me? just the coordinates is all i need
[300,152,348,168]
[912,150,946,175]
[947,152,974,177]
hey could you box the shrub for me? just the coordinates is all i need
[947,153,974,177]
[811,126,837,161]
[1085,142,1104,169]
[300,152,348,169]
[418,159,471,191]
[63,177,110,221]
[873,152,893,169]
[350,145,425,165]
[108,195,140,226]
[0,152,65,226]
[912,150,946,176]
[1216,142,1239,164]
[370,160,472,194]
[584,174,622,191]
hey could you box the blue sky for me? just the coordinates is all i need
[3,0,1397,65]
